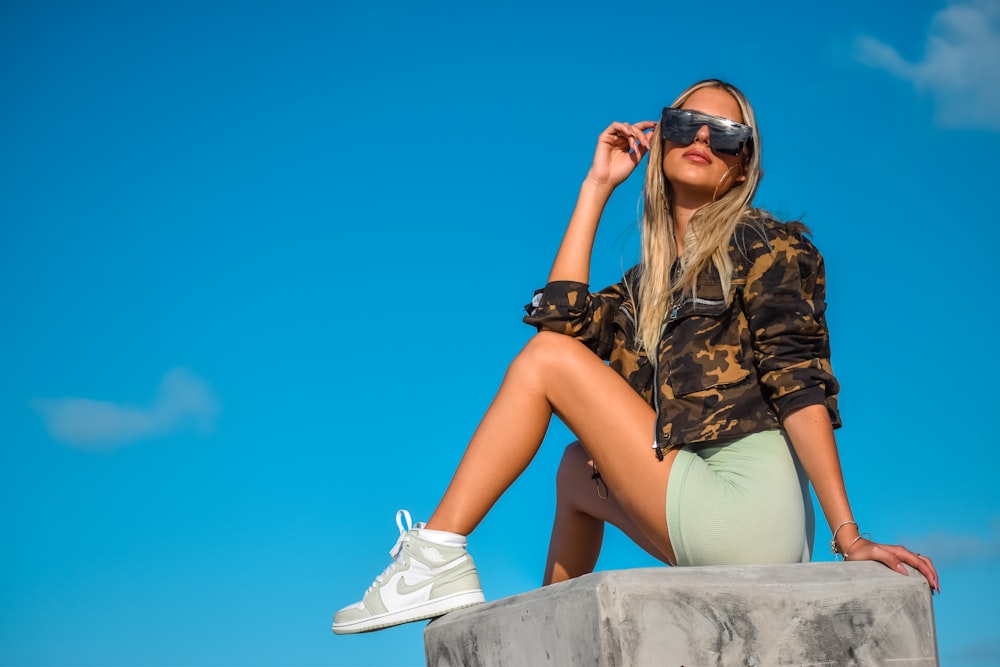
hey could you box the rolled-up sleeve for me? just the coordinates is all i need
[744,229,841,427]
[523,278,629,360]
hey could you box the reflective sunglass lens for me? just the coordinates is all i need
[659,108,750,156]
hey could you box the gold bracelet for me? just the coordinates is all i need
[830,520,858,556]
[843,532,871,561]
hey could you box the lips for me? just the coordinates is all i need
[683,147,711,163]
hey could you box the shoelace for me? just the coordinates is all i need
[364,509,422,596]
[390,509,414,559]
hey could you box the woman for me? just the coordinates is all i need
[332,79,940,635]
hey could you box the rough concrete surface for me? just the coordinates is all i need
[424,561,937,667]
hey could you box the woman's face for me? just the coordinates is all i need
[661,87,747,204]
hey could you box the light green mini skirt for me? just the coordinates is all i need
[666,429,814,567]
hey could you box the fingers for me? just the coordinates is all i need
[856,542,941,594]
[911,551,941,594]
[589,120,656,186]
[602,121,655,156]
[889,545,940,593]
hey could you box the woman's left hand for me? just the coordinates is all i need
[844,538,941,594]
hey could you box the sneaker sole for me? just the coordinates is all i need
[331,589,485,635]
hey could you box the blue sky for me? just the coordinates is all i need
[2,1,999,665]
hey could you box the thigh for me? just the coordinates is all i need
[558,442,673,565]
[527,332,678,560]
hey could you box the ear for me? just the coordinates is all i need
[735,155,749,183]
[729,162,747,184]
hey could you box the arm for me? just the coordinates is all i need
[745,226,939,592]
[548,120,655,283]
[523,120,655,355]
[523,276,632,358]
[783,405,940,593]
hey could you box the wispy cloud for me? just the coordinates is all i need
[853,0,1000,130]
[32,368,220,451]
[899,518,1000,567]
[947,637,1000,666]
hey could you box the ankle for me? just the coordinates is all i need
[417,526,468,549]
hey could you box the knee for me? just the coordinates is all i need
[556,441,592,493]
[513,331,584,377]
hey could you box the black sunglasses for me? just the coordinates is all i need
[660,107,752,157]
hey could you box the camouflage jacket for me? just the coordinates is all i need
[523,217,841,455]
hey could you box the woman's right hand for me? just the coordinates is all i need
[547,120,657,283]
[586,121,657,188]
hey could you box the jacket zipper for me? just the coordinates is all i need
[651,314,672,462]
[671,296,725,316]
[652,351,664,460]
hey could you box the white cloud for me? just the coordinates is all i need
[949,637,1000,665]
[32,368,220,451]
[899,518,1000,567]
[854,0,1000,130]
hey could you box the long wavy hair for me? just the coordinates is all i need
[633,79,764,354]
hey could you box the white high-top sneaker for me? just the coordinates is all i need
[332,510,485,634]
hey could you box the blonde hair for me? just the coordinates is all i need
[633,79,764,354]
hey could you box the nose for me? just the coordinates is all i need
[694,124,711,145]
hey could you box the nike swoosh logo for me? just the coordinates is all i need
[380,557,468,608]
[396,575,437,597]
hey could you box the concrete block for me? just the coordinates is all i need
[424,562,937,666]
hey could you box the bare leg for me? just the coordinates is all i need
[543,442,673,585]
[426,332,678,565]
